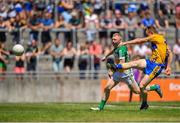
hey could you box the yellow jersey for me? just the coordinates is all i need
[148,34,167,64]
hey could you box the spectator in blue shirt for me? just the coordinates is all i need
[40,12,54,54]
[141,11,155,28]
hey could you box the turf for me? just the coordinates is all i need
[0,102,179,122]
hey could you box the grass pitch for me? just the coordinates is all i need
[0,102,179,122]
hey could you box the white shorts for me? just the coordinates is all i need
[112,71,136,86]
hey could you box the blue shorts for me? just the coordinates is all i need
[143,59,165,80]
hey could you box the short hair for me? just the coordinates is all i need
[145,26,158,34]
[112,33,121,37]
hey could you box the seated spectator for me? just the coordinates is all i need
[40,12,54,54]
[99,10,113,46]
[113,10,127,29]
[173,39,180,73]
[85,8,99,43]
[141,11,155,28]
[0,43,9,80]
[63,41,76,75]
[50,38,64,75]
[89,41,102,79]
[26,40,39,78]
[155,10,169,29]
[14,54,25,80]
[77,43,89,79]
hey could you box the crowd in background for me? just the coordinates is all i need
[0,0,180,79]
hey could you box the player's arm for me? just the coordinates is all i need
[102,49,115,61]
[120,37,151,46]
[165,45,173,76]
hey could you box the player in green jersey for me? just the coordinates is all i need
[91,33,162,111]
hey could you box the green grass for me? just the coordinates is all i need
[0,102,179,122]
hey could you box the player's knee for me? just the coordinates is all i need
[104,87,111,93]
[139,83,145,89]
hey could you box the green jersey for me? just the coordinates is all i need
[113,45,132,76]
[113,45,129,63]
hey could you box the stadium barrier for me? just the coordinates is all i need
[101,78,180,102]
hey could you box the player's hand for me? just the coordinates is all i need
[165,66,171,76]
[101,56,106,62]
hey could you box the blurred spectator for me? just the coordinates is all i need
[26,40,39,77]
[99,10,113,46]
[155,10,169,29]
[10,14,27,44]
[77,43,89,79]
[28,12,41,43]
[54,15,68,43]
[0,17,7,44]
[40,12,54,54]
[175,3,180,29]
[93,0,104,15]
[85,8,99,43]
[14,54,25,80]
[89,41,102,79]
[141,11,155,28]
[68,10,83,43]
[0,43,9,80]
[68,10,82,29]
[133,44,151,58]
[57,0,73,23]
[50,38,64,74]
[63,41,76,74]
[113,10,127,29]
[125,11,138,40]
[173,39,180,72]
[54,15,67,28]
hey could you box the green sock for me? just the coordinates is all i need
[98,100,106,110]
[150,84,158,91]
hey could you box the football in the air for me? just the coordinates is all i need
[12,44,24,56]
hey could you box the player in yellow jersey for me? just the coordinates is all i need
[110,26,173,110]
